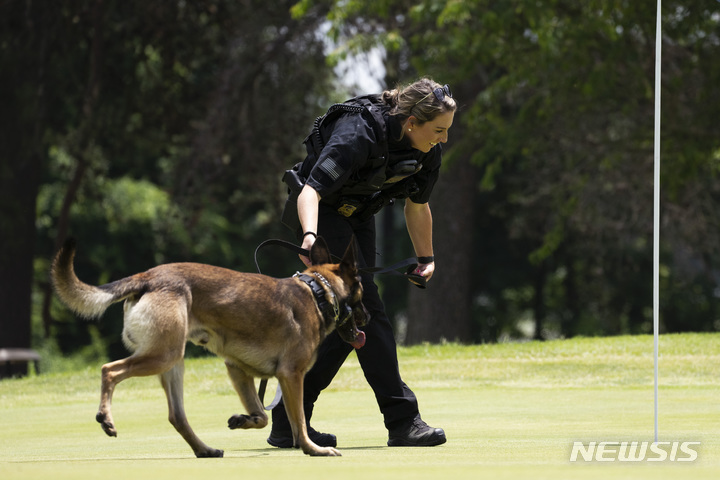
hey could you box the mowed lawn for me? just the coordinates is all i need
[1,333,718,480]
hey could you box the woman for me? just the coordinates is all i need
[270,77,457,448]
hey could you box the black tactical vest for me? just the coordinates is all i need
[281,94,420,232]
[299,94,390,200]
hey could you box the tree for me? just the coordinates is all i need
[0,0,63,376]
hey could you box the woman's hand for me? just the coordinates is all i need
[409,261,434,287]
[299,233,315,267]
[414,261,435,282]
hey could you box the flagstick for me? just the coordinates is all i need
[653,0,662,445]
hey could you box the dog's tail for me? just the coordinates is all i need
[51,238,142,319]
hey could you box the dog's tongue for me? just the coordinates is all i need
[351,330,366,349]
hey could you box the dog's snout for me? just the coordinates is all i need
[354,303,370,327]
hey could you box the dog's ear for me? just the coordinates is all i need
[340,236,359,275]
[309,236,333,265]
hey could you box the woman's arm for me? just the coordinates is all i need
[404,199,435,281]
[297,184,322,266]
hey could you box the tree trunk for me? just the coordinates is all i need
[533,262,547,340]
[0,96,43,376]
[405,157,476,344]
[0,0,53,377]
[0,157,41,377]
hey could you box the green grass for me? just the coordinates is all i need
[1,333,719,479]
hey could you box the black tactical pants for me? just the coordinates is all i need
[271,203,420,432]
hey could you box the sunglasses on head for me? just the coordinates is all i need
[432,84,452,102]
[413,84,452,109]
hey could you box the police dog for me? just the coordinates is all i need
[51,237,366,457]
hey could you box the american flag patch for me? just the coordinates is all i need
[318,157,344,181]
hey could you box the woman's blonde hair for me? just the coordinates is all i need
[382,77,457,125]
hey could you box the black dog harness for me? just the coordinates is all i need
[293,271,352,327]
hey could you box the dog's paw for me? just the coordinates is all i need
[196,448,224,458]
[227,414,250,430]
[306,446,342,457]
[96,412,117,437]
[228,413,267,430]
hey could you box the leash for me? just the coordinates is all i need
[257,379,283,411]
[254,238,428,410]
[254,238,427,288]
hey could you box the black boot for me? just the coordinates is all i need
[267,402,337,448]
[387,416,446,447]
[267,425,337,448]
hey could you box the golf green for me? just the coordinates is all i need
[1,334,718,479]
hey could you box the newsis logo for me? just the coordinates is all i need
[570,441,700,463]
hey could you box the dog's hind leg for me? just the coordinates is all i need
[95,289,215,457]
[160,361,224,458]
[225,361,268,430]
[96,351,182,437]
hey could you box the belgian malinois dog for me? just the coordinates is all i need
[51,237,367,457]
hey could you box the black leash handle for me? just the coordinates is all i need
[253,238,427,288]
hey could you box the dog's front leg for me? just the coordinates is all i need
[225,361,268,430]
[277,371,341,457]
[160,362,224,458]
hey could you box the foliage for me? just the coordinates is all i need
[1,1,719,362]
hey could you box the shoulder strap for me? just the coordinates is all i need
[306,102,364,156]
[305,95,389,158]
[348,94,387,144]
